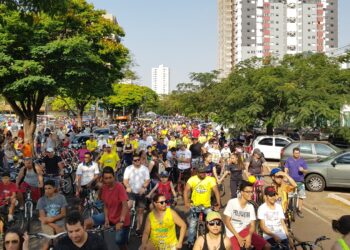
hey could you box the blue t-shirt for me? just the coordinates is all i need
[285,157,308,182]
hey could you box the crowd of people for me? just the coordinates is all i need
[0,118,349,250]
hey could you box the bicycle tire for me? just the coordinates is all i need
[82,205,101,220]
[61,175,74,195]
[24,201,33,233]
[128,210,137,240]
[11,210,25,232]
[291,196,297,222]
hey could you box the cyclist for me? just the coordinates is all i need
[146,171,177,207]
[0,172,17,223]
[123,154,150,238]
[284,147,308,217]
[16,157,44,206]
[208,140,221,166]
[54,211,108,250]
[37,180,67,248]
[184,163,221,248]
[189,137,204,166]
[75,152,99,202]
[140,194,187,250]
[41,147,64,188]
[258,186,291,249]
[331,215,350,250]
[86,135,98,159]
[123,137,134,166]
[222,152,245,198]
[86,167,129,250]
[176,142,192,192]
[223,180,270,250]
[245,148,269,176]
[269,168,297,213]
[3,228,29,250]
[98,144,120,172]
[193,211,232,250]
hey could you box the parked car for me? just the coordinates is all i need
[303,151,350,192]
[301,128,330,141]
[252,135,293,160]
[70,133,92,149]
[93,128,110,139]
[280,141,342,163]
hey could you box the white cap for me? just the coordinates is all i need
[46,147,54,153]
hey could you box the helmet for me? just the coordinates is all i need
[247,175,256,184]
[270,168,282,176]
[13,156,19,162]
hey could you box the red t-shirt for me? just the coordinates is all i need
[18,129,25,139]
[0,182,17,206]
[100,182,130,226]
[158,181,172,205]
[192,128,200,138]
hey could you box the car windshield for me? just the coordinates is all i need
[318,150,345,162]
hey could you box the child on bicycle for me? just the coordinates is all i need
[146,171,177,207]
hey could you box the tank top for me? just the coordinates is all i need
[150,160,159,180]
[338,239,350,250]
[124,144,132,155]
[203,233,226,250]
[24,168,39,187]
[158,181,172,203]
[149,208,177,250]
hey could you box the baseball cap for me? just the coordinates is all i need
[197,164,208,173]
[206,211,222,222]
[160,171,169,177]
[108,135,113,139]
[1,171,10,177]
[46,147,54,153]
[253,148,262,156]
[264,186,277,196]
[106,144,112,148]
[270,167,282,176]
[23,157,32,161]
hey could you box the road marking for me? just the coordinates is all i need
[304,206,331,226]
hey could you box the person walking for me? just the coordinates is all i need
[332,215,350,250]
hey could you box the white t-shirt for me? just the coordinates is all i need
[176,149,192,170]
[223,198,256,238]
[258,203,287,240]
[138,139,150,152]
[221,148,231,159]
[76,162,99,186]
[209,148,221,164]
[123,165,150,193]
[146,136,154,145]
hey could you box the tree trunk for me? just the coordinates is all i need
[23,118,36,156]
[77,109,84,129]
[266,123,274,135]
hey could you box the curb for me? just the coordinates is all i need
[327,193,350,207]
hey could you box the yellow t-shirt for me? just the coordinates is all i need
[131,140,139,151]
[182,136,191,146]
[149,208,177,249]
[167,140,177,150]
[199,135,207,144]
[107,139,117,152]
[187,175,216,208]
[161,129,168,136]
[99,151,120,171]
[86,139,97,152]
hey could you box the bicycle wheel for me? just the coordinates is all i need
[219,183,225,197]
[82,205,101,220]
[24,202,33,233]
[11,210,25,231]
[128,210,137,240]
[61,175,74,195]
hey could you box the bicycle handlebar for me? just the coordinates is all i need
[29,232,67,240]
[294,235,330,247]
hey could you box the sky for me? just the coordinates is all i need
[89,0,350,91]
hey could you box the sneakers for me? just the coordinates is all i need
[8,214,14,222]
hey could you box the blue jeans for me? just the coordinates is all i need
[92,213,129,246]
[187,206,212,244]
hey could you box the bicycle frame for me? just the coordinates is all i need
[128,200,137,240]
[24,188,34,232]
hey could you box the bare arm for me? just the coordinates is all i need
[193,236,204,250]
[140,215,151,249]
[15,167,25,187]
[212,185,221,207]
[146,183,159,197]
[171,209,187,248]
[183,183,191,207]
[35,165,44,188]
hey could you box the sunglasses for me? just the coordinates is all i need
[207,220,222,226]
[155,200,167,205]
[267,193,277,197]
[275,175,284,179]
[5,240,19,245]
[133,159,140,162]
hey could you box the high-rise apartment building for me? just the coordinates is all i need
[218,0,338,77]
[151,65,170,95]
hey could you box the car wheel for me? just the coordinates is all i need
[305,174,325,192]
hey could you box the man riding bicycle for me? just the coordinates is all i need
[123,153,150,238]
[184,163,221,248]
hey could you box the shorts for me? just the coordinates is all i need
[18,182,41,202]
[296,182,306,199]
[92,213,129,246]
[128,193,146,209]
[230,227,268,250]
[41,220,65,235]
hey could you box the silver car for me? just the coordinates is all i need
[304,151,350,192]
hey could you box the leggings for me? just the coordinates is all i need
[230,179,242,198]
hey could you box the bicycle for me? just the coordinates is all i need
[128,199,137,240]
[249,174,269,210]
[60,164,75,195]
[23,187,34,233]
[29,231,67,250]
[176,168,187,196]
[81,188,102,220]
[0,202,24,233]
[294,235,330,250]
[288,182,304,221]
[191,205,207,240]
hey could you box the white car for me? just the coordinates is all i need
[252,135,293,160]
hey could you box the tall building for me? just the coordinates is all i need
[218,0,338,77]
[151,65,170,95]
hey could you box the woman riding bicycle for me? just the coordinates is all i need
[140,194,187,250]
[3,228,29,250]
